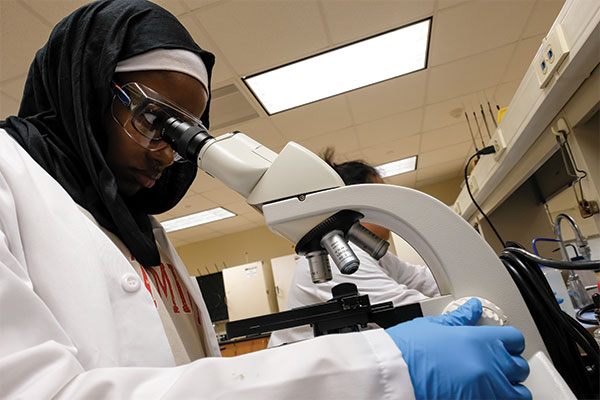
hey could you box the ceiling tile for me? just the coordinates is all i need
[216,222,258,236]
[0,2,52,80]
[168,223,221,243]
[297,126,360,157]
[0,92,20,119]
[346,70,427,124]
[321,0,435,44]
[188,172,225,195]
[178,14,237,85]
[343,149,367,162]
[416,158,465,182]
[418,140,472,169]
[436,0,470,10]
[426,44,515,104]
[154,211,174,223]
[164,193,219,219]
[521,0,565,38]
[193,1,328,74]
[385,170,417,188]
[429,0,534,66]
[241,211,266,224]
[360,134,421,166]
[486,79,522,110]
[202,186,243,205]
[182,1,222,11]
[211,215,255,233]
[422,96,467,131]
[420,121,472,153]
[152,0,190,16]
[168,236,191,248]
[21,1,90,26]
[501,34,544,83]
[356,108,423,148]
[224,200,258,216]
[271,95,353,141]
[416,170,462,187]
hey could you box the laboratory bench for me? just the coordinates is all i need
[218,333,271,357]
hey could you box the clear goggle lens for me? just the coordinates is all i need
[112,82,202,161]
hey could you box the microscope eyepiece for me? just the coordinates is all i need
[162,117,214,162]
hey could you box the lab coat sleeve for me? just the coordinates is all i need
[378,252,440,298]
[56,330,415,399]
[0,170,86,398]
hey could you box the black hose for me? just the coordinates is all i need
[500,246,599,399]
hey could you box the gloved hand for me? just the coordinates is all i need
[385,298,531,399]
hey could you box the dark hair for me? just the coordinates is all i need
[321,147,380,185]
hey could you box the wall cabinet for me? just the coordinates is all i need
[222,261,277,321]
[270,254,299,312]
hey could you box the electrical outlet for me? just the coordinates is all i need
[491,128,507,161]
[535,24,570,88]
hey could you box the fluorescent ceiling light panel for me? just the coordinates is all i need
[161,207,236,233]
[375,156,417,178]
[244,18,431,114]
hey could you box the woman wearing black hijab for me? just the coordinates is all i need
[0,0,418,398]
[0,1,533,399]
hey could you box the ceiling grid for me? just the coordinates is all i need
[0,0,565,245]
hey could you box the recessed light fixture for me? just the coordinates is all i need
[375,156,417,178]
[243,18,431,115]
[161,207,236,233]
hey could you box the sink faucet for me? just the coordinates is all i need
[554,213,591,261]
[554,213,592,308]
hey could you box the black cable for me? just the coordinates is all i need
[576,303,599,325]
[500,246,599,399]
[464,146,506,248]
[504,247,600,270]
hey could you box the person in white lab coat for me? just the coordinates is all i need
[269,150,441,347]
[0,1,531,399]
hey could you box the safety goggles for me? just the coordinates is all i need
[111,81,202,160]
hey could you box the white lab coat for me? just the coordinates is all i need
[0,130,415,399]
[269,244,440,347]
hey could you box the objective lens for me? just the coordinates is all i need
[320,230,359,275]
[347,222,389,260]
[306,250,332,283]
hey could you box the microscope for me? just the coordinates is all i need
[162,117,579,399]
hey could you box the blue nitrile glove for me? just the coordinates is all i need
[385,298,531,400]
[553,292,564,305]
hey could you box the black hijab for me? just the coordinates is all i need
[0,0,215,267]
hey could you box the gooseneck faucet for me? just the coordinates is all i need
[554,213,592,307]
[554,213,591,261]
